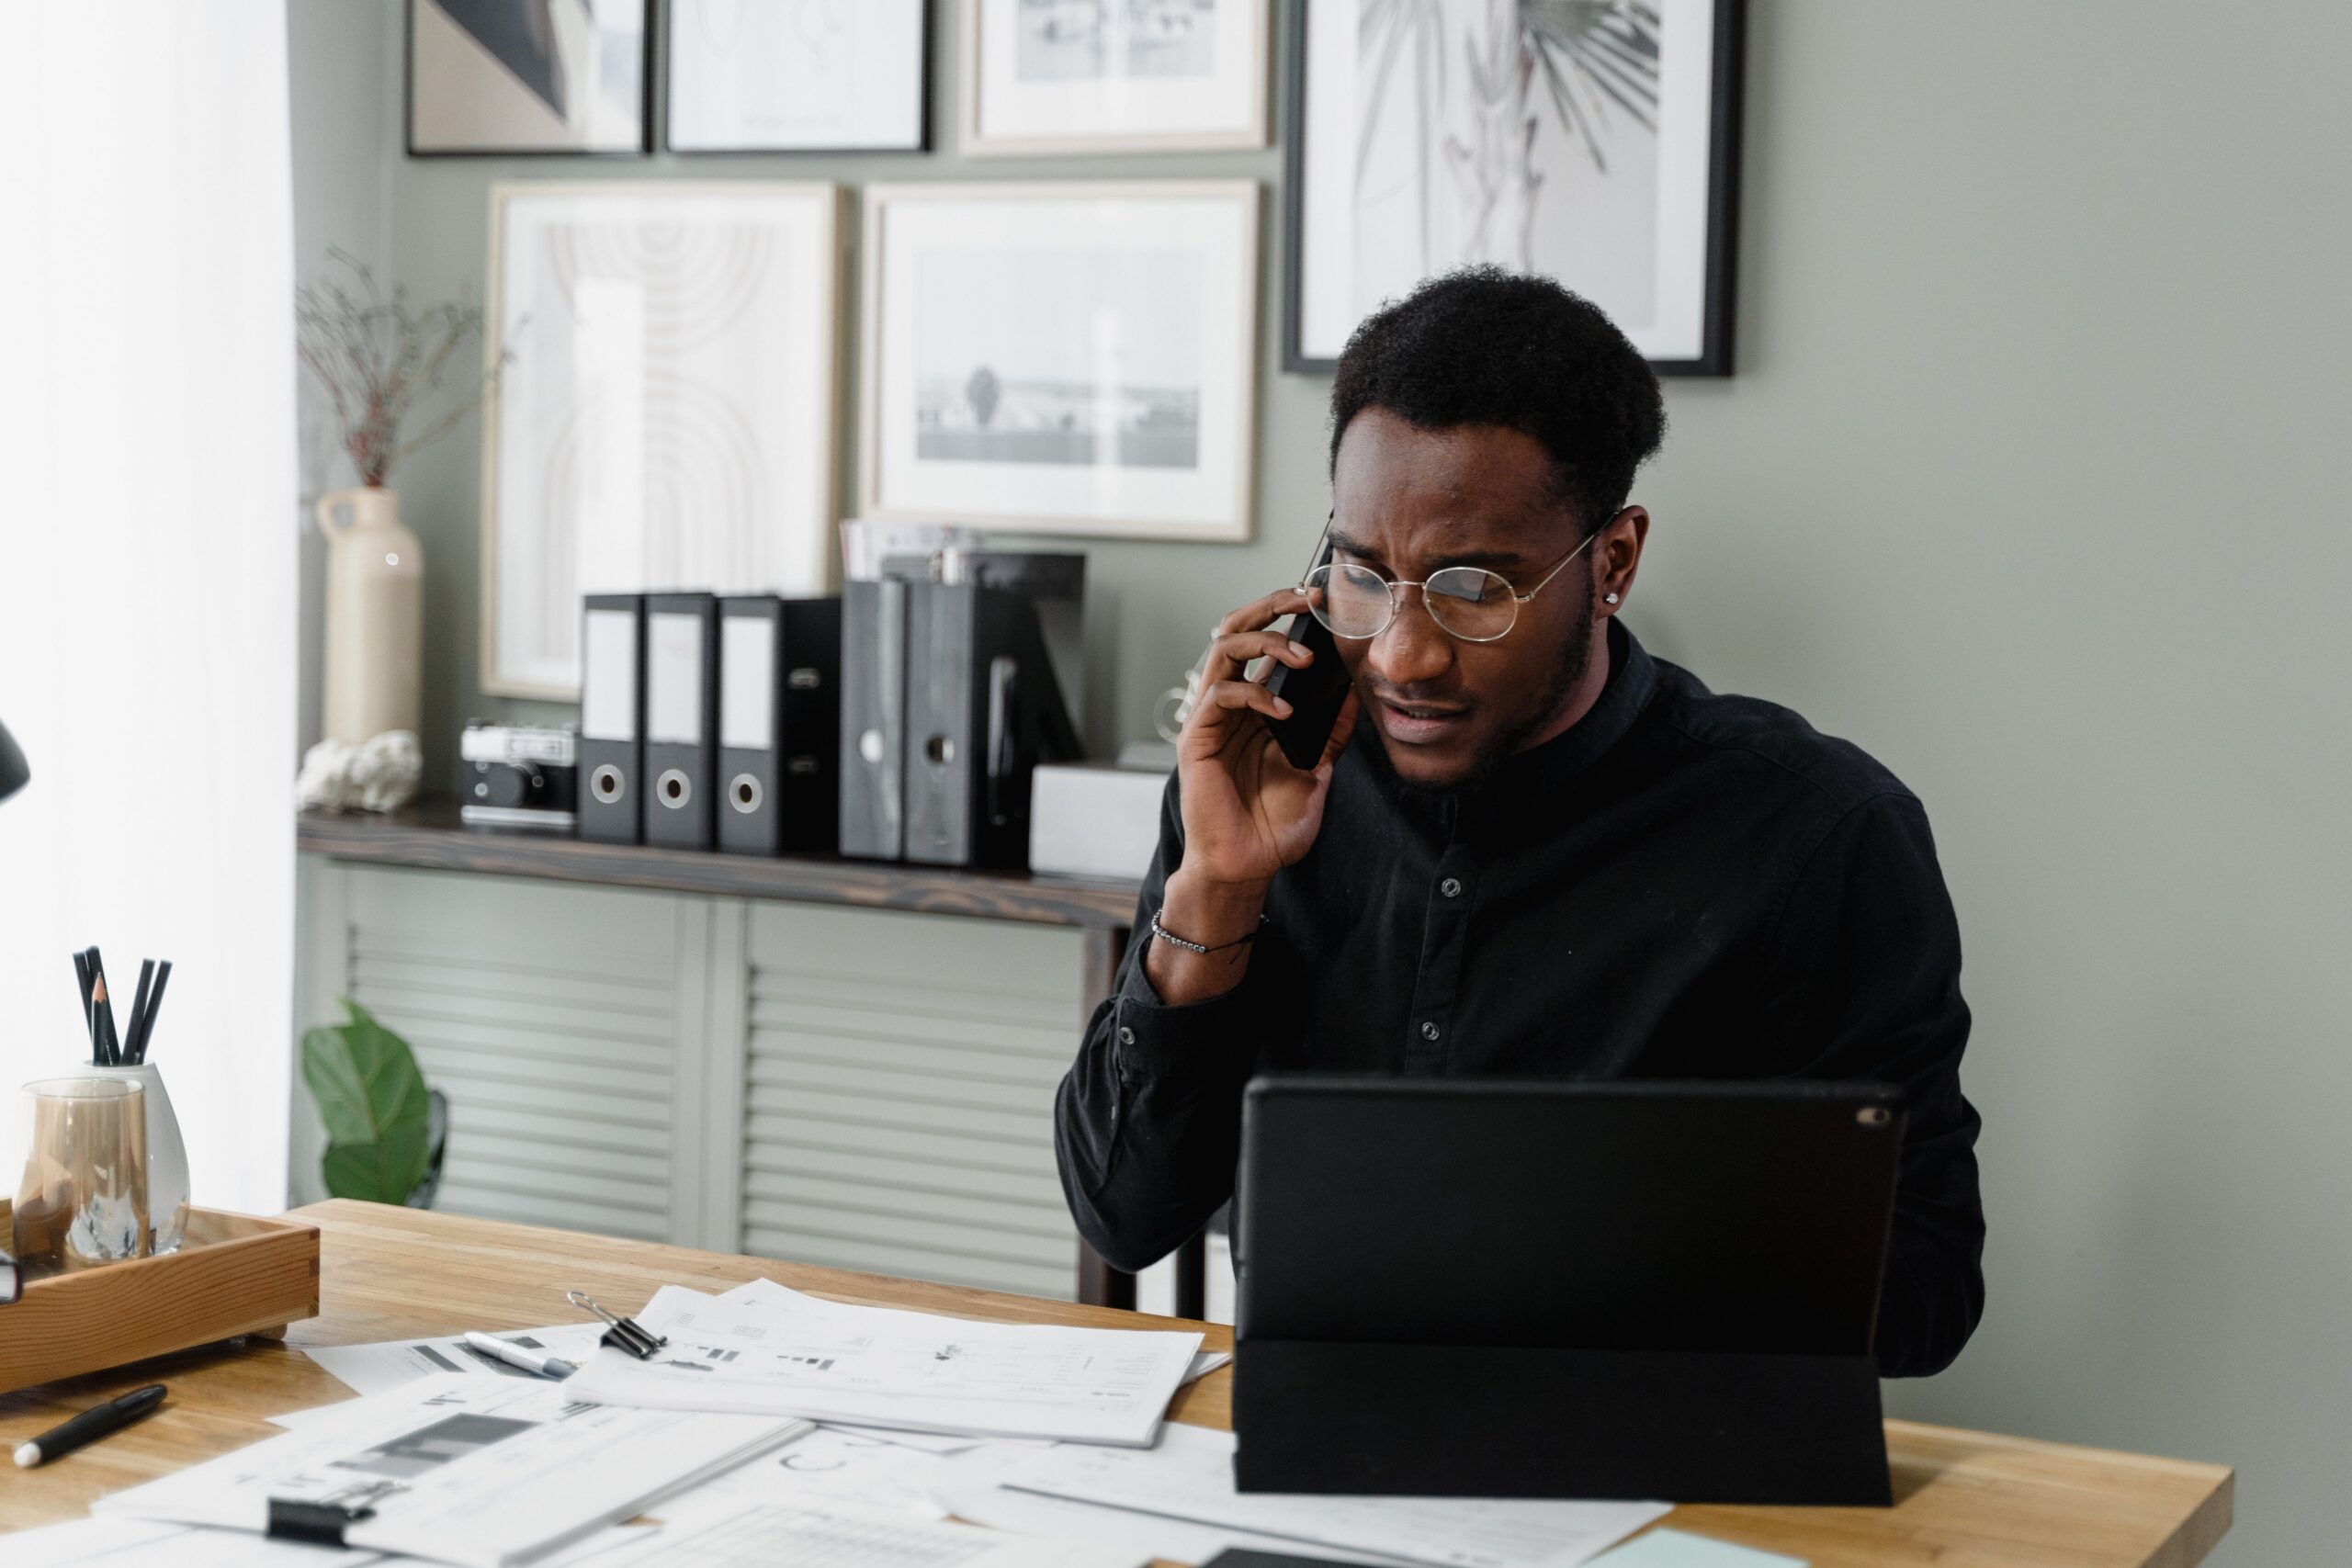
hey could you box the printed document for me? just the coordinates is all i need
[93,1374,808,1568]
[305,1323,606,1397]
[999,1423,1670,1568]
[575,1496,1146,1568]
[561,1283,1199,1446]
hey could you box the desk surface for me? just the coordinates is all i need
[299,799,1142,930]
[0,1202,2232,1568]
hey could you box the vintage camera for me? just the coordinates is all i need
[460,721,578,832]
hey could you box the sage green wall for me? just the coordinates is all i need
[322,1,2352,1559]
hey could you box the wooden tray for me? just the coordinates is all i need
[0,1203,319,1394]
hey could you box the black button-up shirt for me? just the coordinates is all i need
[1055,621,1985,1377]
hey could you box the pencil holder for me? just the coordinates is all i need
[81,1060,191,1255]
[13,1077,147,1273]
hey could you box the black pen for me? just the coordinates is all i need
[13,1383,166,1467]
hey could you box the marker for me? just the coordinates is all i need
[462,1331,578,1381]
[15,1383,165,1467]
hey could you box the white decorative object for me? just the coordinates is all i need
[317,487,424,745]
[483,182,847,697]
[298,730,423,815]
[860,181,1260,542]
[1288,0,1741,372]
[666,0,929,152]
[965,0,1270,155]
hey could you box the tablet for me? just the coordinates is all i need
[1234,1077,1904,1357]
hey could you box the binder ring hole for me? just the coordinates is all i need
[591,764,625,803]
[1857,1106,1891,1126]
[926,735,956,765]
[657,769,692,809]
[730,774,763,815]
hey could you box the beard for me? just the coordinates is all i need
[1386,586,1598,800]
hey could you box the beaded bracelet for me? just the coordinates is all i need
[1148,908,1269,955]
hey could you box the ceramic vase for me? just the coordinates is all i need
[317,486,424,744]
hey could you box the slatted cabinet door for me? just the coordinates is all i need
[307,864,712,1244]
[739,904,1087,1300]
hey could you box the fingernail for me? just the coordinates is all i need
[1289,640,1310,659]
[1274,698,1294,716]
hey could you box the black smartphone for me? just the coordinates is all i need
[1263,538,1353,771]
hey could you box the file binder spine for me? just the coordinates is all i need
[578,593,647,844]
[643,592,720,851]
[718,596,843,856]
[839,579,908,860]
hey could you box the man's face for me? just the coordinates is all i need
[1329,409,1600,792]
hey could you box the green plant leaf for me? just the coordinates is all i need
[302,998,432,1205]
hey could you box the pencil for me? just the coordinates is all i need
[89,952,120,1067]
[125,961,154,1066]
[130,960,172,1065]
[72,951,93,1031]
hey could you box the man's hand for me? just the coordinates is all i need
[1146,589,1360,1007]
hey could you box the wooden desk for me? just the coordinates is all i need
[0,1202,2233,1568]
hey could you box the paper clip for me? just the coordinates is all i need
[569,1289,667,1359]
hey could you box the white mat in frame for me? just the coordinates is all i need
[481,180,846,698]
[860,180,1260,543]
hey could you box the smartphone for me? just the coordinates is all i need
[1263,538,1353,771]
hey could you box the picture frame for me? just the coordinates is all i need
[665,0,932,153]
[481,182,846,699]
[1283,0,1746,375]
[963,0,1271,155]
[407,0,652,157]
[860,181,1261,543]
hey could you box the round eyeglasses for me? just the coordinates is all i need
[1302,526,1604,644]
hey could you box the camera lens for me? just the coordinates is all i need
[484,763,534,808]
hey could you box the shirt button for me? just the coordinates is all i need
[1117,1026,1136,1045]
[1440,877,1464,898]
[1420,1021,1442,1042]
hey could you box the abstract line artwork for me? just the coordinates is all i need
[484,185,842,697]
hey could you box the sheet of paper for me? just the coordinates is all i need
[564,1283,1200,1447]
[1,1517,388,1566]
[1589,1529,1806,1567]
[578,1495,1147,1568]
[1182,1350,1232,1384]
[942,1476,1425,1568]
[654,1425,956,1520]
[1001,1424,1670,1568]
[303,1322,606,1396]
[95,1374,808,1568]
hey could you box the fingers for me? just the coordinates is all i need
[1215,628,1317,687]
[1204,589,1312,683]
[1193,677,1294,732]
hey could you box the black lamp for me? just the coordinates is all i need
[0,719,27,803]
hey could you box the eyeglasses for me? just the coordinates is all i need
[1301,524,1605,644]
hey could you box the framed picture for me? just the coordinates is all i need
[408,0,650,156]
[666,0,931,152]
[1285,0,1745,374]
[964,0,1270,155]
[860,182,1261,543]
[481,182,845,698]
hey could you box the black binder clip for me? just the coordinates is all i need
[569,1289,667,1359]
[267,1497,377,1546]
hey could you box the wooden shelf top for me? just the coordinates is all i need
[298,797,1142,931]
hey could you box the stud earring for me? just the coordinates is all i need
[1603,592,1621,605]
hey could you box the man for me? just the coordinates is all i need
[1056,267,1984,1377]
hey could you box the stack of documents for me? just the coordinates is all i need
[560,1280,1201,1448]
[93,1375,808,1568]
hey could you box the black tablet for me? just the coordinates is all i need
[1234,1076,1905,1357]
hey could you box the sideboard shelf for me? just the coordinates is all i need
[298,797,1142,931]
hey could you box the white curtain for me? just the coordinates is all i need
[0,6,299,1211]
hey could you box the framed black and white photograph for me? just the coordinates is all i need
[1286,0,1744,374]
[481,183,846,697]
[965,0,1270,155]
[665,0,930,152]
[860,182,1260,541]
[408,0,650,156]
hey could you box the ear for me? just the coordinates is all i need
[1594,506,1649,618]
